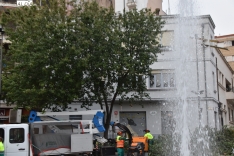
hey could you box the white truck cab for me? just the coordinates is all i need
[0,124,29,156]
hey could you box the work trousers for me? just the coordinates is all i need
[0,151,4,156]
[117,148,124,156]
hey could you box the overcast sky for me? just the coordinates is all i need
[162,0,234,36]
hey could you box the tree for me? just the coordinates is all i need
[1,0,85,110]
[72,3,164,137]
[1,0,164,138]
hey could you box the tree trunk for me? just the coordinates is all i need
[104,111,111,139]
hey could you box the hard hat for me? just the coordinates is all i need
[143,129,150,132]
[117,131,123,135]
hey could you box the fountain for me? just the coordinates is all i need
[159,0,215,155]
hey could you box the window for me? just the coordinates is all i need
[226,79,232,92]
[9,128,24,143]
[232,40,234,46]
[149,70,175,89]
[159,31,174,51]
[0,128,4,142]
[212,72,215,92]
[218,71,221,83]
[225,56,232,62]
[69,115,82,120]
[123,75,145,89]
[222,75,224,85]
[214,111,217,129]
[228,108,234,122]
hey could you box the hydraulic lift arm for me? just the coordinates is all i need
[110,122,133,145]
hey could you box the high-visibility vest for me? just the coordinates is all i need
[116,136,124,148]
[0,142,4,151]
[144,132,153,139]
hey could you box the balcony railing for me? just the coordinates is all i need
[127,0,136,10]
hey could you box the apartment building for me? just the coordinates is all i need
[215,34,234,126]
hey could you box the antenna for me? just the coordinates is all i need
[168,0,171,14]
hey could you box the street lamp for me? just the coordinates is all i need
[0,26,4,101]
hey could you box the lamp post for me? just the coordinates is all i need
[0,26,4,101]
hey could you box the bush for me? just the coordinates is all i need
[215,126,234,155]
[148,126,234,156]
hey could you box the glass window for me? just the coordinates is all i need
[155,73,161,87]
[161,31,174,47]
[69,115,82,120]
[0,128,4,142]
[149,71,175,89]
[162,73,169,87]
[149,75,155,88]
[9,128,24,143]
[229,108,231,120]
[212,72,215,91]
[169,73,175,87]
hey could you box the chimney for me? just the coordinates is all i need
[156,8,160,15]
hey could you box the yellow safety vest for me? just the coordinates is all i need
[0,142,4,151]
[144,132,153,139]
[116,136,124,148]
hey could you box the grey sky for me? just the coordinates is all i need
[162,0,234,36]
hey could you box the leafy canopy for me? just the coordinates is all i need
[1,0,164,130]
[70,2,164,136]
[1,0,85,110]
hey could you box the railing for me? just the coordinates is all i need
[1,0,16,4]
[226,87,232,92]
[160,46,173,52]
[127,0,135,2]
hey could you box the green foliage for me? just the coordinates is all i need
[1,0,84,110]
[1,0,164,137]
[148,127,234,156]
[148,136,175,156]
[215,126,234,155]
[72,3,164,137]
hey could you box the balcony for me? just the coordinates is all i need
[226,88,234,106]
[127,0,136,10]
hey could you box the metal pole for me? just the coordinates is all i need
[124,0,125,13]
[0,27,3,101]
[195,34,201,127]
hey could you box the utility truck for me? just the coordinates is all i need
[0,110,107,156]
[0,110,150,156]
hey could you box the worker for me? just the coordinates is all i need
[116,131,126,156]
[143,129,154,145]
[0,137,4,156]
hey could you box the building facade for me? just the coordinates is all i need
[215,34,234,127]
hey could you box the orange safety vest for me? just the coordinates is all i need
[116,136,124,148]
